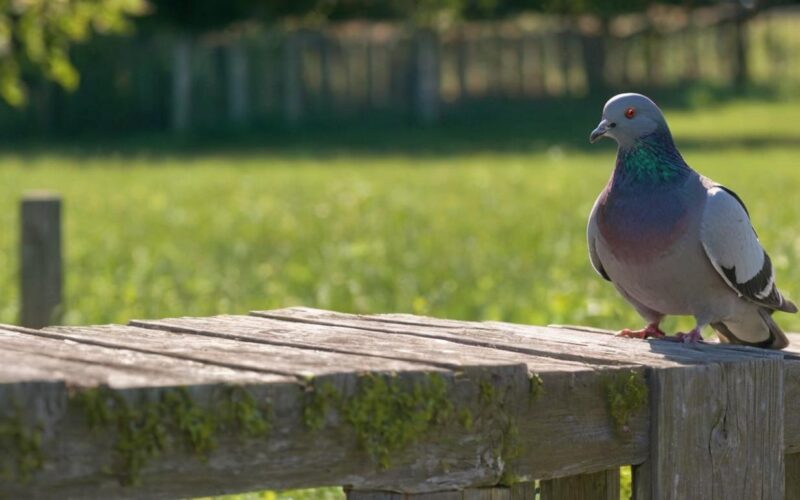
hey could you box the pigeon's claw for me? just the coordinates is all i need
[616,323,665,339]
[674,327,704,344]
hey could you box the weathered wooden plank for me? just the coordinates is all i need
[38,323,451,379]
[2,355,626,498]
[253,307,787,369]
[20,194,62,328]
[252,307,673,367]
[540,469,619,500]
[132,314,611,372]
[0,327,282,387]
[633,356,784,499]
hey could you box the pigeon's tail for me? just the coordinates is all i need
[779,297,799,314]
[710,308,789,350]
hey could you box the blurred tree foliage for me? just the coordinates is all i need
[0,0,775,107]
[141,0,753,29]
[0,0,146,106]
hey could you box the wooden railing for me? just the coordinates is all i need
[1,307,798,498]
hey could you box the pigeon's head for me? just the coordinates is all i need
[590,93,669,148]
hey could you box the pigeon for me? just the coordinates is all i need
[587,93,796,348]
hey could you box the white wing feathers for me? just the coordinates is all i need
[700,186,791,311]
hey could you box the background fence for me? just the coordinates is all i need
[5,5,800,136]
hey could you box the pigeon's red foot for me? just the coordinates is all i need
[674,327,704,344]
[616,323,665,339]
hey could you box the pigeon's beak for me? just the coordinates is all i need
[590,119,611,143]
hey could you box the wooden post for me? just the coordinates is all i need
[171,34,192,133]
[633,357,784,499]
[20,193,62,329]
[786,453,800,498]
[347,484,534,500]
[540,469,620,500]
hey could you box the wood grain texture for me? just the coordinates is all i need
[253,307,782,368]
[785,453,800,499]
[20,194,62,328]
[131,314,605,373]
[0,327,283,387]
[540,469,620,500]
[633,356,784,500]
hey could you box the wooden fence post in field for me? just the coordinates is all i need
[20,193,62,329]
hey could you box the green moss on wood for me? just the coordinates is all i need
[497,470,521,487]
[458,408,473,431]
[303,381,341,432]
[72,385,270,486]
[475,375,524,485]
[529,372,544,400]
[0,406,43,483]
[344,372,453,469]
[604,370,648,434]
[304,373,454,469]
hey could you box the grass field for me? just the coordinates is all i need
[2,95,800,498]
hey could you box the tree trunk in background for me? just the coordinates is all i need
[171,34,192,133]
[414,28,440,125]
[284,32,304,126]
[227,41,249,126]
[578,17,608,94]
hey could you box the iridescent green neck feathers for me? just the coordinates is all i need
[614,131,690,187]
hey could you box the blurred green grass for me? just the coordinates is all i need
[2,96,800,499]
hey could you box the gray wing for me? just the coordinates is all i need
[587,194,610,282]
[700,185,795,312]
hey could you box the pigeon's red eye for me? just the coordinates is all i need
[625,107,636,119]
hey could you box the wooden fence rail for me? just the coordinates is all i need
[1,306,800,498]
